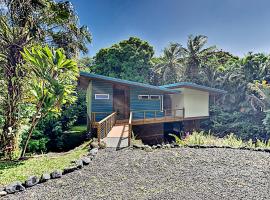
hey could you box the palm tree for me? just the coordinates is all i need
[154,43,183,84]
[0,0,91,158]
[180,35,216,82]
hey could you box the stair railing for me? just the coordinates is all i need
[97,112,117,143]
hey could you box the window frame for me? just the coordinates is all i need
[95,94,110,100]
[138,95,150,100]
[150,95,161,100]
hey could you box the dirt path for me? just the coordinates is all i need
[3,147,270,200]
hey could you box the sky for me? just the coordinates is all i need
[70,0,270,57]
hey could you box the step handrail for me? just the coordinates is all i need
[97,112,117,143]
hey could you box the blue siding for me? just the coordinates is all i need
[91,81,166,121]
[130,87,164,119]
[92,80,113,121]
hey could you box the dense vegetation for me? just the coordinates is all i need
[0,0,270,160]
[0,0,91,159]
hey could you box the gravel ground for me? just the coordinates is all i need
[2,147,270,200]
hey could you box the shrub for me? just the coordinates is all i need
[170,131,270,149]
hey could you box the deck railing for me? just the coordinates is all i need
[91,112,113,124]
[131,108,185,121]
[96,112,117,143]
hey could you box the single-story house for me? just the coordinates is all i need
[78,71,226,147]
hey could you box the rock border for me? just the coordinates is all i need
[0,141,101,197]
[132,143,270,154]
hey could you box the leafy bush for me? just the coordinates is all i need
[20,129,49,154]
[201,105,268,141]
[20,89,87,154]
[171,131,270,149]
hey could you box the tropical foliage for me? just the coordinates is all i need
[93,37,154,83]
[0,0,91,158]
[20,45,79,158]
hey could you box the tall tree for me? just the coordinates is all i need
[0,0,91,158]
[180,35,216,82]
[93,37,154,83]
[154,43,183,84]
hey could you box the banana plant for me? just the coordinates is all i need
[20,45,78,158]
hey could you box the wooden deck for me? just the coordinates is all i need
[91,109,186,147]
[131,116,183,125]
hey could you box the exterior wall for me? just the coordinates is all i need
[130,87,164,119]
[90,81,166,121]
[183,88,209,118]
[170,88,209,118]
[91,80,113,121]
[170,94,184,117]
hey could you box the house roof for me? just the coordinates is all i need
[160,82,227,94]
[80,71,180,94]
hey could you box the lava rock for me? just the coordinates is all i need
[162,144,171,149]
[0,190,7,196]
[24,176,39,187]
[81,157,91,165]
[63,166,77,174]
[90,141,99,149]
[50,170,62,179]
[144,145,153,152]
[133,144,144,149]
[40,173,50,183]
[156,144,162,148]
[75,159,83,169]
[5,181,25,194]
[99,141,107,149]
[89,148,99,156]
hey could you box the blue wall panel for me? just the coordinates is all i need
[91,81,166,121]
[91,80,113,121]
[130,87,164,119]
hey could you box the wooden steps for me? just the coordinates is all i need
[102,124,129,149]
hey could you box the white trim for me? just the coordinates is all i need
[160,95,164,111]
[138,95,149,100]
[150,95,161,100]
[95,94,110,100]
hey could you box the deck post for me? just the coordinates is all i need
[183,108,185,118]
[97,124,101,144]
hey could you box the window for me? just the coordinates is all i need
[150,95,160,100]
[138,95,149,100]
[95,94,109,100]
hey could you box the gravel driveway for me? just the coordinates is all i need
[3,147,270,200]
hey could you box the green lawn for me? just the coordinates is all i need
[69,125,87,132]
[0,140,91,187]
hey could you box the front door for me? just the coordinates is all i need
[113,86,130,120]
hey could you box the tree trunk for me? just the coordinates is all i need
[20,117,39,158]
[2,44,24,159]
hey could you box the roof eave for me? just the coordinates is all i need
[80,72,180,94]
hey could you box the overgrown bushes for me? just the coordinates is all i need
[170,131,270,149]
[20,89,87,154]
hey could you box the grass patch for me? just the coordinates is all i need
[69,125,87,132]
[0,140,91,187]
[170,131,270,149]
